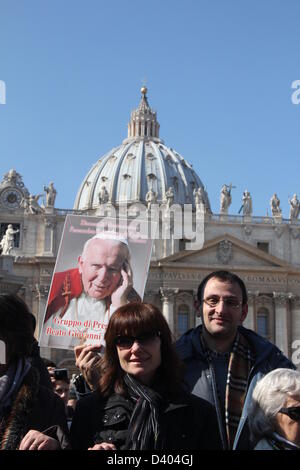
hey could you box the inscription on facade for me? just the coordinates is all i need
[149,271,300,286]
[245,275,287,284]
[149,271,204,281]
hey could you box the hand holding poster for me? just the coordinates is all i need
[39,215,155,350]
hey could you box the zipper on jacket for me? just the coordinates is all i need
[208,362,228,450]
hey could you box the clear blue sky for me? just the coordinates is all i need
[1,0,300,217]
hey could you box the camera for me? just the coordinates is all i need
[53,368,69,382]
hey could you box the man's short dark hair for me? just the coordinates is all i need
[197,270,248,305]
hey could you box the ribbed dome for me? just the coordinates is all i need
[74,88,211,211]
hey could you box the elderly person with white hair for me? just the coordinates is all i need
[249,368,300,450]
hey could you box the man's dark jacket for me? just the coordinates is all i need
[176,325,295,450]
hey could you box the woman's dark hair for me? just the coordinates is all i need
[0,293,34,361]
[99,302,184,398]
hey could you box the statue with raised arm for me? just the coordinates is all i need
[0,224,19,255]
[145,188,157,211]
[289,194,300,221]
[164,186,174,210]
[44,182,57,207]
[270,193,281,217]
[220,184,232,214]
[98,185,109,205]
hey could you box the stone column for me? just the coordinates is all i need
[160,288,177,333]
[44,218,56,255]
[34,284,49,331]
[243,291,258,330]
[273,292,289,357]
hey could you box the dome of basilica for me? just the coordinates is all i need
[74,88,211,211]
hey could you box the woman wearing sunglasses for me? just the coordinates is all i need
[249,368,300,450]
[70,302,222,450]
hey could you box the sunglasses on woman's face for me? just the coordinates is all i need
[115,331,161,349]
[279,406,300,421]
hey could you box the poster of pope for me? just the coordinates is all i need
[39,215,154,350]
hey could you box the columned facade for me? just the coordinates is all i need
[1,89,300,369]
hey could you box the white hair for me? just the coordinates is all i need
[249,368,300,441]
[92,231,128,246]
[81,233,130,262]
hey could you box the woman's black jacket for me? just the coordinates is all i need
[70,389,222,450]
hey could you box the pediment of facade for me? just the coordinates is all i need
[158,233,291,270]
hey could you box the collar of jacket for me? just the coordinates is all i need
[96,393,134,412]
[0,366,39,450]
[96,391,190,414]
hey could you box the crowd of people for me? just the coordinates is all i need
[0,269,299,451]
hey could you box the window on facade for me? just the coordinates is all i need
[257,308,269,338]
[0,223,20,248]
[257,242,269,253]
[179,239,186,251]
[176,305,189,338]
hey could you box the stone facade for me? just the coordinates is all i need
[1,90,300,369]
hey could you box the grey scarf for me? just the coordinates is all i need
[124,373,163,450]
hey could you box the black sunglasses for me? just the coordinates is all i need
[115,331,161,349]
[279,406,300,421]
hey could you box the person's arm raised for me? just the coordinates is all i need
[74,343,103,390]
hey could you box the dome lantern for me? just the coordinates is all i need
[74,88,211,212]
[127,87,160,140]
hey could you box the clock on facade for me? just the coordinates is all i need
[0,188,23,209]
